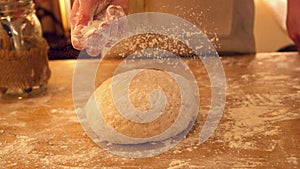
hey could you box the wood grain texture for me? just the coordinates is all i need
[0,53,299,168]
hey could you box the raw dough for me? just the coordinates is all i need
[84,69,197,144]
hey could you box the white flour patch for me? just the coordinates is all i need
[286,156,299,165]
[0,135,35,157]
[168,160,190,169]
[222,93,300,150]
[263,75,290,81]
[50,108,78,123]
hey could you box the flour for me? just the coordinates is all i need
[0,135,35,157]
[263,75,291,81]
[286,156,299,165]
[222,93,300,150]
[71,5,126,56]
[168,160,190,169]
[0,94,51,113]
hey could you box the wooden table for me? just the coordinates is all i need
[0,53,299,168]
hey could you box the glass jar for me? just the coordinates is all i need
[0,0,51,99]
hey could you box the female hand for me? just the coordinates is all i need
[70,0,128,51]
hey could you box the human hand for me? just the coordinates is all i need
[286,0,300,52]
[70,0,128,55]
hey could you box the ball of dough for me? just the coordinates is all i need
[84,69,197,144]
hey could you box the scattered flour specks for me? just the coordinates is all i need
[222,93,300,150]
[0,135,35,157]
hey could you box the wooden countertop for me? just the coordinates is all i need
[1,53,300,168]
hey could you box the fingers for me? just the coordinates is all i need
[86,23,110,56]
[70,0,111,30]
[85,5,127,56]
[71,0,111,50]
[70,0,128,52]
[70,0,79,30]
[94,0,113,17]
[70,0,95,50]
[106,5,126,21]
[71,0,101,28]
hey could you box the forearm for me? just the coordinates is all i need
[286,0,300,51]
